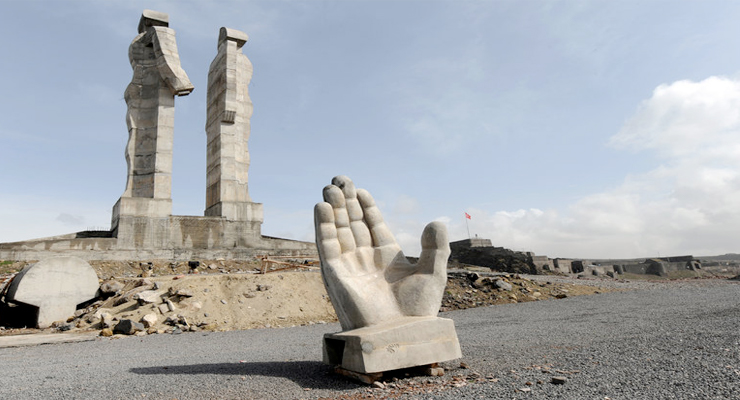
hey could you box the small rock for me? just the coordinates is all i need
[100,280,125,294]
[220,299,228,304]
[372,381,385,389]
[141,313,158,328]
[495,280,513,291]
[100,312,115,329]
[100,328,113,337]
[519,387,531,393]
[57,323,74,332]
[166,299,176,312]
[551,376,568,385]
[113,319,145,335]
[460,362,469,369]
[158,303,170,315]
[135,278,153,288]
[134,290,162,305]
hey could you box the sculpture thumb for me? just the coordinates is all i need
[417,221,450,275]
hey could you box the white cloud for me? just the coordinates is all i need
[242,77,740,260]
[458,75,740,259]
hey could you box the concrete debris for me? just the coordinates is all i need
[134,290,163,305]
[4,256,99,328]
[113,319,144,335]
[141,313,158,328]
[99,280,125,295]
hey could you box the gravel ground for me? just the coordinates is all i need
[0,278,737,399]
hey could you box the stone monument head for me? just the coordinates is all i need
[219,27,249,49]
[138,9,169,33]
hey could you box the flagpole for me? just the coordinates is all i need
[465,213,471,239]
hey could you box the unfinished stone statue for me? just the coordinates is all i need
[4,256,99,328]
[315,176,462,375]
[204,27,263,223]
[122,9,193,202]
[111,9,194,243]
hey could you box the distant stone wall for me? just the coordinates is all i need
[531,255,553,271]
[450,238,496,252]
[553,259,573,274]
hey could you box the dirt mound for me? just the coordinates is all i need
[0,258,621,338]
[71,271,337,334]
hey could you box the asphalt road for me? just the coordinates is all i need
[0,279,738,399]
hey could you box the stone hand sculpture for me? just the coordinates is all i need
[315,175,450,330]
[316,176,461,375]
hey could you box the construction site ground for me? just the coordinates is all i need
[0,259,670,339]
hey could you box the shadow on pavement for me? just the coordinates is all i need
[129,360,360,390]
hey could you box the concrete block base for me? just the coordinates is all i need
[323,316,462,374]
[111,197,172,231]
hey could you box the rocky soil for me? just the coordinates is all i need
[7,258,718,340]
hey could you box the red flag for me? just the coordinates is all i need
[464,212,471,220]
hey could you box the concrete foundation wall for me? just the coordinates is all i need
[0,215,316,261]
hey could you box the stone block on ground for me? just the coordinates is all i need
[323,316,462,374]
[4,256,100,328]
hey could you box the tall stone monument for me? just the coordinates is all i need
[204,27,263,228]
[315,176,462,377]
[111,10,193,247]
[0,10,316,260]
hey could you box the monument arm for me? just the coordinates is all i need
[151,26,194,96]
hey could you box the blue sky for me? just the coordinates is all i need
[1,0,740,259]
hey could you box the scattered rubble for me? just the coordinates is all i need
[441,271,611,311]
[0,260,621,337]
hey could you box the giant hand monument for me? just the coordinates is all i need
[315,176,462,375]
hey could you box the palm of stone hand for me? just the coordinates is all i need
[315,176,450,330]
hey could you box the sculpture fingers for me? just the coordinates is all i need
[323,184,357,254]
[331,176,372,249]
[314,202,341,263]
[356,188,398,248]
[417,221,451,278]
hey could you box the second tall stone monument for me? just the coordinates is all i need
[204,27,263,225]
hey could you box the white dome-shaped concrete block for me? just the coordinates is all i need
[5,256,99,328]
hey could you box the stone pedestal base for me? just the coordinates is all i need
[111,197,172,230]
[111,197,173,249]
[323,316,462,374]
